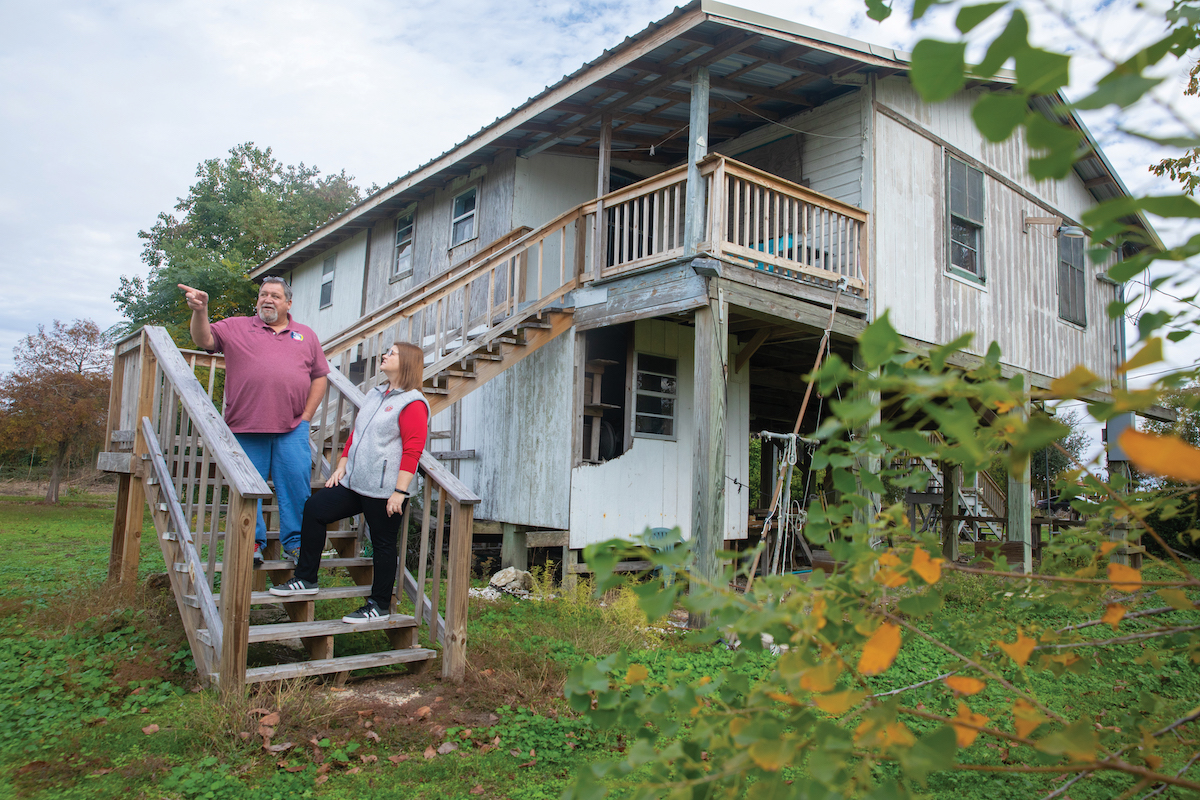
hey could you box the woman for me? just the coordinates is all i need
[270,342,429,624]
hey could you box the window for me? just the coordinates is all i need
[319,255,336,308]
[633,354,677,439]
[393,211,414,279]
[1058,235,1086,326]
[450,187,477,247]
[947,156,984,280]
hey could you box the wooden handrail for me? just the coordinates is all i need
[720,158,869,222]
[142,326,271,500]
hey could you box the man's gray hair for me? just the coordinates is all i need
[260,276,293,302]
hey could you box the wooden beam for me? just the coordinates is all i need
[1084,175,1115,189]
[442,501,474,683]
[519,33,760,159]
[218,491,256,694]
[689,291,727,628]
[685,66,711,257]
[500,523,527,571]
[735,326,771,372]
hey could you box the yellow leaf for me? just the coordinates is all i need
[881,721,916,748]
[813,690,864,715]
[625,664,649,685]
[995,400,1017,413]
[996,631,1037,667]
[858,623,901,676]
[1146,753,1163,770]
[951,701,990,747]
[911,546,945,585]
[1101,603,1126,630]
[800,661,841,693]
[1157,588,1195,611]
[1118,337,1163,373]
[1119,429,1200,483]
[874,567,908,588]
[1012,699,1046,739]
[944,675,986,696]
[811,596,828,630]
[730,717,751,739]
[749,739,789,771]
[1050,365,1100,397]
[855,718,915,749]
[878,550,902,567]
[698,675,712,686]
[766,691,801,707]
[1099,541,1119,556]
[1107,563,1142,593]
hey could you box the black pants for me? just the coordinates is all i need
[295,484,402,609]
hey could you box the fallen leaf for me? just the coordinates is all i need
[951,702,990,747]
[945,675,986,696]
[248,707,272,716]
[239,732,251,741]
[139,707,149,714]
[141,724,159,735]
[286,764,306,773]
[346,767,361,775]
[423,746,437,760]
[492,735,501,745]
[257,724,276,739]
[366,730,381,742]
[479,744,496,754]
[388,754,410,765]
[858,623,901,676]
[435,696,443,702]
[263,741,295,753]
[462,728,472,738]
[996,631,1037,667]
[1120,429,1200,483]
[437,742,458,755]
[1102,604,1126,630]
[481,668,494,677]
[317,764,330,775]
[260,711,281,726]
[416,706,433,719]
[357,710,372,717]
[510,748,523,758]
[315,774,329,785]
[360,754,378,764]
[1108,563,1142,592]
[910,546,945,585]
[470,786,484,795]
[517,760,536,768]
[90,768,114,776]
[330,687,347,692]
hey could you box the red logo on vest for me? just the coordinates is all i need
[384,406,394,412]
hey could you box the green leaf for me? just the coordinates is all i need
[633,581,678,622]
[912,0,944,19]
[975,10,1028,78]
[1121,130,1200,148]
[910,40,968,102]
[857,311,904,369]
[900,725,958,785]
[1025,114,1083,180]
[1119,337,1163,372]
[1014,47,1070,95]
[930,332,975,371]
[865,0,892,22]
[898,590,943,617]
[880,429,937,456]
[956,2,1008,33]
[1071,74,1163,110]
[972,94,1028,142]
[1140,195,1200,218]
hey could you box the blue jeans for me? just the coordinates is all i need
[235,420,311,551]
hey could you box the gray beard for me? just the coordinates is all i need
[258,307,279,325]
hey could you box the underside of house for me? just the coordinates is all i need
[99,0,1157,691]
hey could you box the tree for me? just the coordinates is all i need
[560,2,1200,798]
[1029,409,1089,495]
[1150,63,1200,194]
[0,320,112,503]
[113,143,366,343]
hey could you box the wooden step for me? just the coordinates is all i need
[186,585,375,608]
[248,613,416,643]
[244,648,436,683]
[178,556,373,573]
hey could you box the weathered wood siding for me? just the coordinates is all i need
[283,231,369,342]
[872,78,1121,383]
[456,331,574,530]
[568,318,749,547]
[715,89,864,208]
[513,153,597,229]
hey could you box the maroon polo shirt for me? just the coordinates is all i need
[209,314,330,434]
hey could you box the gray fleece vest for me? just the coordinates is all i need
[343,386,429,499]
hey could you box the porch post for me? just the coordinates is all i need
[1006,406,1033,573]
[684,66,710,256]
[592,114,612,280]
[689,285,727,628]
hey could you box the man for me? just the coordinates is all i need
[179,277,329,567]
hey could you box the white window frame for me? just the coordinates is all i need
[319,255,336,309]
[947,155,985,283]
[1058,235,1087,327]
[450,186,478,248]
[392,211,415,280]
[632,353,678,441]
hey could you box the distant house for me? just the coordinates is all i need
[252,0,1156,570]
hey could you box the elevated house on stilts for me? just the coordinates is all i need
[99,1,1158,691]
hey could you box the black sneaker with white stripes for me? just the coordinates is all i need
[342,599,388,624]
[269,577,318,596]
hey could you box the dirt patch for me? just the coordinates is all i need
[112,658,176,688]
[11,754,107,797]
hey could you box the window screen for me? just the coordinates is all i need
[948,156,984,277]
[451,188,477,247]
[393,212,414,278]
[320,255,335,308]
[1058,236,1086,326]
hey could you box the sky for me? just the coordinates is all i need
[1,0,1197,457]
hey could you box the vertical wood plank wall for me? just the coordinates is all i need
[872,79,1121,383]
